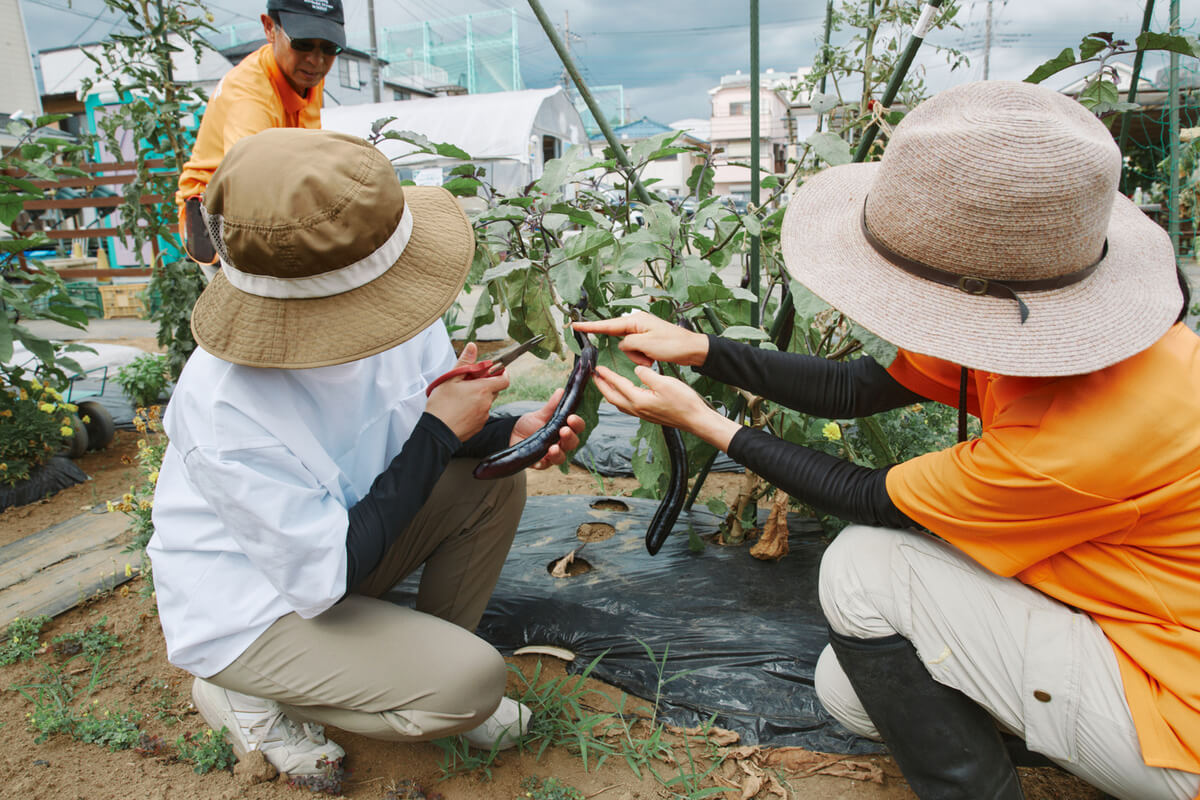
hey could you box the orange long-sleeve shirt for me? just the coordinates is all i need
[177,44,323,217]
[886,323,1200,776]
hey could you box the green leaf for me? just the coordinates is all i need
[562,228,616,262]
[1136,31,1200,58]
[1079,34,1112,61]
[631,130,685,166]
[722,325,769,342]
[1024,48,1077,84]
[789,280,831,321]
[432,141,472,160]
[809,92,840,114]
[0,315,12,363]
[742,214,762,238]
[631,418,671,498]
[371,115,397,135]
[465,284,495,341]
[667,255,714,303]
[549,258,588,306]
[1078,79,1121,111]
[847,320,897,367]
[441,177,481,197]
[805,131,852,166]
[0,196,24,227]
[481,258,532,283]
[686,163,714,200]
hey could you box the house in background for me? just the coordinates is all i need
[590,116,709,198]
[708,68,814,202]
[0,0,43,148]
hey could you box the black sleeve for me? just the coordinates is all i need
[728,426,915,529]
[344,412,461,593]
[696,335,924,418]
[456,415,518,458]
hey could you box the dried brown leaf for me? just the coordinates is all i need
[750,491,790,561]
[818,759,885,783]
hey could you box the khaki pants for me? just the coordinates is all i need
[206,459,526,741]
[816,525,1200,800]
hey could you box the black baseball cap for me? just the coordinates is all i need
[267,0,346,48]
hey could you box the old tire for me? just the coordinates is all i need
[61,413,90,459]
[77,401,115,451]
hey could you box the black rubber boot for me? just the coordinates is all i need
[828,627,1025,800]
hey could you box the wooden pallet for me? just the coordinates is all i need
[0,510,137,633]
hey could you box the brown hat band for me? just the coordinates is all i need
[860,199,1107,324]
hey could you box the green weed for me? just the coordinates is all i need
[0,616,50,666]
[517,775,585,800]
[175,727,236,774]
[49,616,120,660]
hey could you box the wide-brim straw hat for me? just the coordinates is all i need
[781,80,1182,377]
[191,128,473,369]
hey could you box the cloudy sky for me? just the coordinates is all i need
[18,0,1193,123]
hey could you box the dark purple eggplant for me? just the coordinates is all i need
[474,291,595,480]
[473,333,596,479]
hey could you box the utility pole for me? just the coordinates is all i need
[368,0,381,102]
[559,12,580,89]
[983,0,993,79]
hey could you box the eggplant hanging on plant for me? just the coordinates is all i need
[644,356,689,555]
[473,292,597,480]
[645,422,688,555]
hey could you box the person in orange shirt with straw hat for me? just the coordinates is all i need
[176,0,345,274]
[575,80,1200,799]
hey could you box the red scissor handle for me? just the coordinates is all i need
[425,360,503,396]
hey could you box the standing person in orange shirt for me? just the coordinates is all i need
[575,80,1200,800]
[177,0,345,274]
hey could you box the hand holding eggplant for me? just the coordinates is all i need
[473,293,596,480]
[506,388,586,470]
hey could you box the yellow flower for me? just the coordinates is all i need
[106,500,115,512]
[0,464,6,471]
[60,426,74,437]
[148,470,159,483]
[29,379,41,391]
[822,422,842,442]
[0,409,11,417]
[138,499,152,510]
[39,402,55,413]
[124,563,133,578]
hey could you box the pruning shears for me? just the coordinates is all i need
[425,334,545,396]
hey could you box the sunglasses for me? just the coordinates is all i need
[278,25,343,56]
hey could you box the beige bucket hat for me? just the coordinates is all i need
[190,128,474,369]
[781,80,1182,377]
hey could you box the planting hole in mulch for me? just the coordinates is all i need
[576,522,616,542]
[590,498,630,512]
[547,554,593,578]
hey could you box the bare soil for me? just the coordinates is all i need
[0,338,1105,800]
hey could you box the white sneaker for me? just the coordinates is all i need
[191,678,345,775]
[461,697,531,751]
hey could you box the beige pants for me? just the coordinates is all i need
[206,459,526,741]
[816,525,1200,800]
